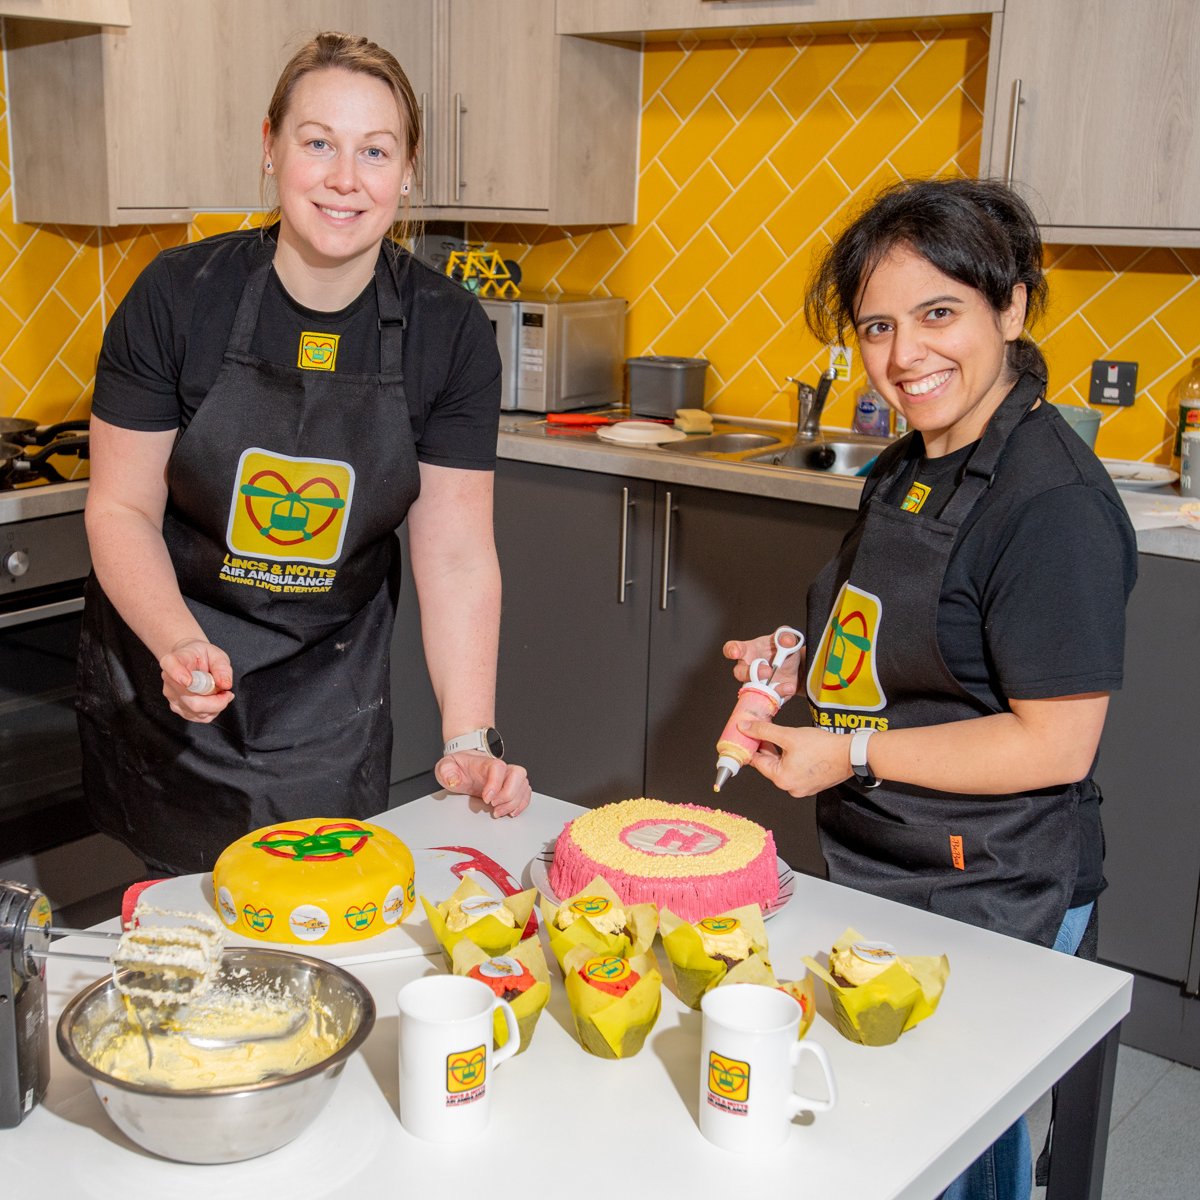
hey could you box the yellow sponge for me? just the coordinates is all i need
[674,408,713,433]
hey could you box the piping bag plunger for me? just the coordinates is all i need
[714,626,805,792]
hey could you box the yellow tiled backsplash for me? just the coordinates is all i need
[0,28,1196,467]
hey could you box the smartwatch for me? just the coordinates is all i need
[443,727,505,759]
[849,728,880,789]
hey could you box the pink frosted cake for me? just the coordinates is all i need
[549,798,779,923]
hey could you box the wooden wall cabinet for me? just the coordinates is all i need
[985,0,1200,246]
[5,0,639,226]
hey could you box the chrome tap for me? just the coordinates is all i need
[788,367,837,442]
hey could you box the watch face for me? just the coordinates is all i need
[485,727,504,759]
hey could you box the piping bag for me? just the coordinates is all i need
[714,625,804,791]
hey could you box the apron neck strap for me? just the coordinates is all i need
[936,370,1046,529]
[375,251,407,376]
[226,241,276,355]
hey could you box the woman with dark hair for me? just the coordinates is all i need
[725,178,1136,1199]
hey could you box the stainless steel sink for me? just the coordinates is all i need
[745,436,892,476]
[664,431,784,459]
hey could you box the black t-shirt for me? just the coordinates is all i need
[865,401,1138,907]
[92,227,501,471]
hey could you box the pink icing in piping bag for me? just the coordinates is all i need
[714,625,804,792]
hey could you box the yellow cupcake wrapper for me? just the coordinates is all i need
[420,876,538,969]
[541,875,658,972]
[803,926,950,1046]
[658,905,771,1009]
[450,937,552,1055]
[562,943,662,1059]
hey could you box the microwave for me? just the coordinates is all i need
[480,292,626,412]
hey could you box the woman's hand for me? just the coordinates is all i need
[723,630,805,699]
[160,638,234,723]
[739,719,852,797]
[434,751,531,818]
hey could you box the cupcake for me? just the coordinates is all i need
[421,877,538,968]
[451,937,552,1055]
[541,876,657,971]
[804,927,950,1046]
[562,943,662,1059]
[658,905,770,1009]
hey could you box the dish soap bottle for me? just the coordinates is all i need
[1176,359,1200,457]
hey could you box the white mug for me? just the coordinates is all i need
[699,984,838,1152]
[397,974,520,1142]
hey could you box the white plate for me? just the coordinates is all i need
[596,421,688,446]
[1100,458,1179,489]
[529,842,795,920]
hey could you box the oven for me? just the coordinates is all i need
[0,424,93,861]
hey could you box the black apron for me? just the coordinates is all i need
[805,372,1080,948]
[78,245,422,874]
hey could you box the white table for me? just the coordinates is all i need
[6,792,1131,1200]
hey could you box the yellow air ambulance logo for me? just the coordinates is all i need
[226,447,355,565]
[806,581,886,712]
[298,331,339,370]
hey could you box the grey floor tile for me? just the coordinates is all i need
[1103,1062,1200,1200]
[1110,1045,1174,1129]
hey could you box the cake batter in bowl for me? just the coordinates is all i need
[57,947,375,1163]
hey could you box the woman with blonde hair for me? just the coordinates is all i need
[80,32,529,874]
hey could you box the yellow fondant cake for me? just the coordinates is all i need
[212,818,416,945]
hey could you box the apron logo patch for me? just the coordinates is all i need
[298,331,339,370]
[901,481,931,513]
[806,581,887,715]
[225,447,355,568]
[950,834,965,870]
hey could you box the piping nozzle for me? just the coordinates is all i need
[713,755,742,792]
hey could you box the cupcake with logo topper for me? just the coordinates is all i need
[658,903,771,1008]
[421,876,539,969]
[540,875,658,972]
[451,938,551,1054]
[804,927,950,1046]
[562,944,662,1059]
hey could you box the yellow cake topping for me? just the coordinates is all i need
[696,916,752,961]
[445,894,518,933]
[554,894,628,936]
[212,818,415,945]
[830,941,913,986]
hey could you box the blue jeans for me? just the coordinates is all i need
[940,903,1094,1200]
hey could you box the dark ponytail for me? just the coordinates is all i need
[805,178,1049,381]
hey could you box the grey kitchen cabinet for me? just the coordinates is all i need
[491,458,856,878]
[986,0,1200,246]
[1095,553,1200,987]
[644,482,854,880]
[492,459,655,808]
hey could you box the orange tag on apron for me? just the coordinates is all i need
[950,835,965,870]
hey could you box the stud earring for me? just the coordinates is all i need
[265,162,272,171]
[402,183,409,194]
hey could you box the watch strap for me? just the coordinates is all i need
[443,727,504,759]
[849,728,881,789]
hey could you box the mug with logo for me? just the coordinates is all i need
[700,984,838,1153]
[397,974,520,1141]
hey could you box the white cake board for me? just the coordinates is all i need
[139,839,534,967]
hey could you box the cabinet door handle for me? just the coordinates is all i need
[418,92,429,199]
[1005,78,1023,187]
[454,92,466,201]
[660,491,677,611]
[618,486,634,603]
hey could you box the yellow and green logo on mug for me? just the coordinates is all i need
[446,1045,487,1094]
[708,1051,751,1104]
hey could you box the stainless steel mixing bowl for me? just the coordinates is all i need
[57,947,375,1164]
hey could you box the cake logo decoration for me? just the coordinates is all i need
[584,956,633,984]
[227,447,355,565]
[446,1045,487,1103]
[708,1052,751,1112]
[460,896,505,920]
[479,955,522,979]
[806,581,887,713]
[621,820,728,857]
[344,902,378,931]
[243,904,274,933]
[216,885,237,926]
[569,896,613,918]
[288,904,331,942]
[383,884,406,925]
[254,822,374,861]
[698,917,741,935]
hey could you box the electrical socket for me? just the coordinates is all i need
[1088,360,1137,406]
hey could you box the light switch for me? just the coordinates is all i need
[1089,360,1137,406]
